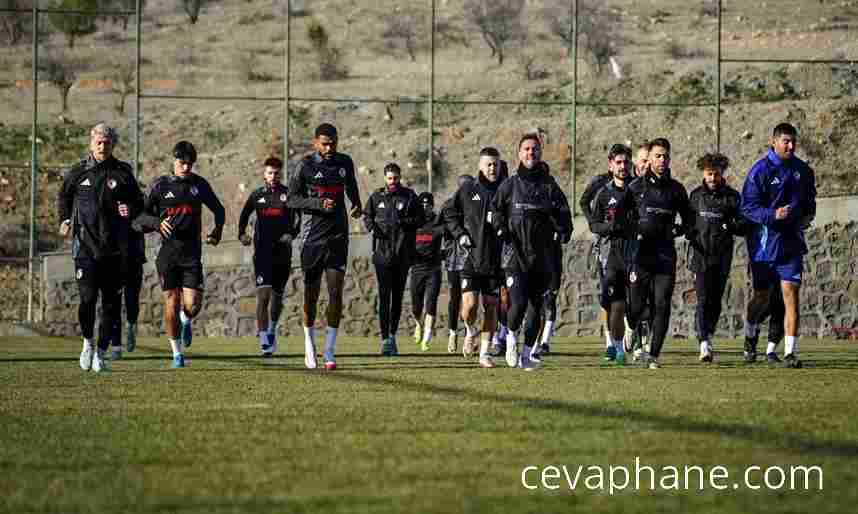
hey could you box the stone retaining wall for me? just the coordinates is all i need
[40,221,858,341]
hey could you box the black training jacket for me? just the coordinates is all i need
[442,174,502,276]
[364,185,422,267]
[687,181,747,272]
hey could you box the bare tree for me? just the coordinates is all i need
[463,0,526,66]
[108,59,135,115]
[181,0,205,25]
[39,52,86,113]
[382,13,425,62]
[0,0,29,47]
[307,17,348,80]
[548,0,621,76]
[48,0,98,49]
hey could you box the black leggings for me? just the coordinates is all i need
[765,282,786,343]
[375,262,410,339]
[627,264,676,358]
[411,268,442,319]
[111,262,144,346]
[447,270,462,331]
[507,271,551,347]
[75,257,122,351]
[694,265,729,341]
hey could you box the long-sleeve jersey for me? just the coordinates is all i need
[687,181,747,272]
[626,169,692,267]
[579,172,613,224]
[589,179,634,267]
[412,212,445,272]
[238,183,300,262]
[143,173,225,265]
[287,152,362,246]
[490,163,573,273]
[741,148,814,262]
[57,154,143,261]
[443,174,503,276]
[364,185,422,267]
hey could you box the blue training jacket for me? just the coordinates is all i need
[741,148,812,262]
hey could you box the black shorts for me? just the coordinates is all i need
[75,255,123,301]
[254,255,292,294]
[156,254,204,291]
[599,260,626,310]
[460,271,500,296]
[411,267,442,316]
[301,240,348,284]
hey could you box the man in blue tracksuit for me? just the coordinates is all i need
[741,123,814,368]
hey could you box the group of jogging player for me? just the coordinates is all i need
[61,120,814,372]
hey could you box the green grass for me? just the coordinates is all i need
[1,336,857,514]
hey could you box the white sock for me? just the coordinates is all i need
[422,326,433,344]
[604,323,612,349]
[491,331,499,345]
[542,321,555,344]
[744,321,759,338]
[169,338,183,356]
[699,341,709,354]
[324,327,337,360]
[506,331,518,353]
[766,342,777,355]
[613,338,624,351]
[784,336,797,356]
[303,326,315,353]
[82,338,93,351]
[259,330,268,347]
[179,310,191,325]
[449,328,456,337]
[479,339,490,359]
[464,322,477,338]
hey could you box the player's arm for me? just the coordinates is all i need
[200,179,226,245]
[489,181,511,239]
[675,184,693,238]
[363,193,381,236]
[344,158,363,218]
[237,191,255,245]
[550,180,573,243]
[587,188,614,236]
[442,188,468,242]
[578,176,602,224]
[56,166,79,235]
[740,165,778,226]
[286,162,328,212]
[401,191,423,229]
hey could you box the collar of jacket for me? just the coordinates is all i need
[701,180,725,195]
[515,161,547,181]
[85,154,116,171]
[766,147,793,168]
[477,172,500,190]
[645,168,671,186]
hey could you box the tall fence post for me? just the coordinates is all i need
[134,0,142,178]
[283,2,291,163]
[569,0,578,215]
[27,5,39,323]
[427,0,436,193]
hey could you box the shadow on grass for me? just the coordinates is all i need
[317,370,858,459]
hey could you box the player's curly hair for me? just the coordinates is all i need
[696,152,730,172]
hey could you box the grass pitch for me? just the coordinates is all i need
[1,335,857,514]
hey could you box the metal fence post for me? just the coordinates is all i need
[27,5,39,323]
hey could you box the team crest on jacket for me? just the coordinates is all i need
[280,193,287,202]
[256,275,263,284]
[462,279,469,289]
[396,202,404,210]
[76,269,83,279]
[107,179,117,189]
[190,186,199,196]
[506,276,514,287]
[339,168,346,177]
[629,272,637,284]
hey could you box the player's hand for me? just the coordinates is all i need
[774,205,791,220]
[117,203,130,218]
[160,217,173,238]
[671,224,685,238]
[559,231,572,244]
[321,198,335,211]
[59,219,71,237]
[278,233,294,246]
[206,228,222,246]
[459,234,473,248]
[239,233,252,246]
[350,204,363,219]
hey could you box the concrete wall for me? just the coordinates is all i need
[40,198,858,340]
